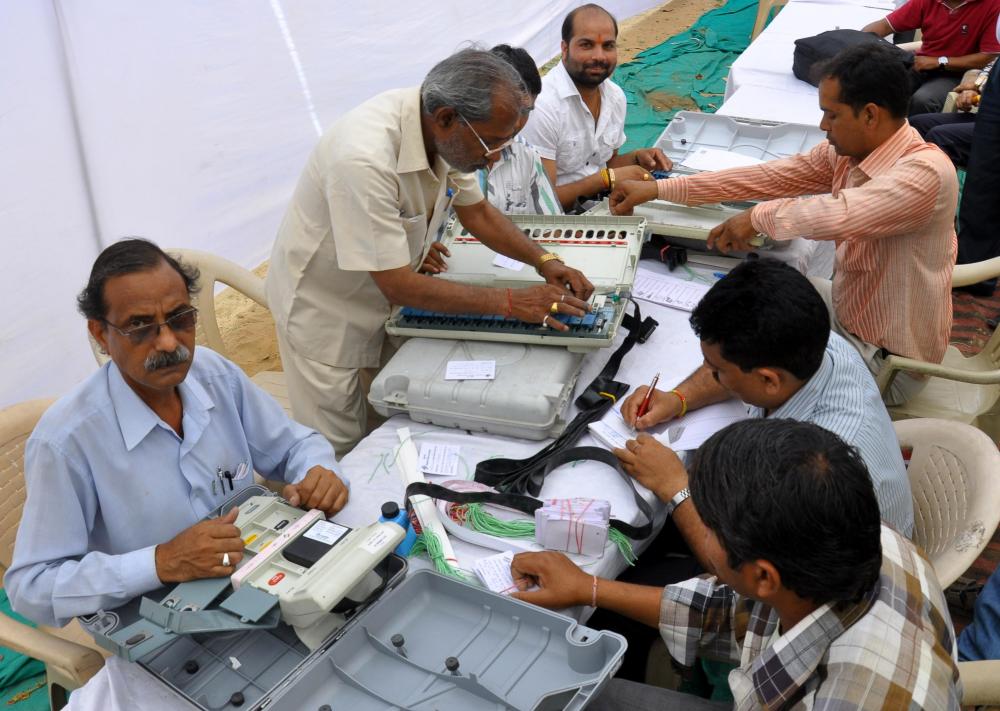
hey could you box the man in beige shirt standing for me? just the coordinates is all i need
[267,49,594,456]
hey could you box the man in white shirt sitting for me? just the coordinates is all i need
[520,3,672,211]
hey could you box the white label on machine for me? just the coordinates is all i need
[492,254,525,271]
[445,360,496,381]
[303,520,349,546]
[360,528,395,554]
[419,444,462,476]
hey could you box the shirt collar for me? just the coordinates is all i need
[740,589,877,708]
[106,354,215,451]
[397,87,432,174]
[551,60,616,105]
[767,346,834,421]
[853,122,923,179]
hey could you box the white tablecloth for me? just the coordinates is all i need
[724,0,892,111]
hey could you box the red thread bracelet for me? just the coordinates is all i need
[505,288,514,318]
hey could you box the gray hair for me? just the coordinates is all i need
[420,49,526,122]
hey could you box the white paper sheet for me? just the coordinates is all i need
[681,147,764,172]
[419,443,462,476]
[444,360,496,380]
[632,272,711,312]
[473,550,519,594]
[492,254,525,271]
[666,400,752,451]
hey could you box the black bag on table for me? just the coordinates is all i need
[793,29,914,86]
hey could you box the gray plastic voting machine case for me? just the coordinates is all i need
[368,337,585,441]
[588,112,826,250]
[385,214,645,352]
[83,487,626,709]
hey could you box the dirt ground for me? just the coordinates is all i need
[215,0,722,375]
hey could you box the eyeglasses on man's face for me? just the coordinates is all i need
[458,114,515,158]
[103,307,199,345]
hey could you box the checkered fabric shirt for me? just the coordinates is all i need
[658,526,961,710]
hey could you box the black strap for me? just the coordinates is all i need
[474,299,656,502]
[405,445,653,540]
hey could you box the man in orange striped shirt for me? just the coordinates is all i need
[611,44,958,405]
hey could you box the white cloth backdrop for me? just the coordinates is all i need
[0,0,662,408]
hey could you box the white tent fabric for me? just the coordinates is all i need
[1,0,661,408]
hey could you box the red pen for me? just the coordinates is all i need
[635,373,660,423]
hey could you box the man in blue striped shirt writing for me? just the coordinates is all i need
[619,258,913,536]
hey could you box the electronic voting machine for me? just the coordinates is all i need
[80,486,626,710]
[587,112,827,250]
[384,213,645,353]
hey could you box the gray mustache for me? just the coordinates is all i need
[144,345,191,372]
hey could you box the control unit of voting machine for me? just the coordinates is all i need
[79,486,626,710]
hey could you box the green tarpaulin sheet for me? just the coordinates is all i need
[616,0,761,151]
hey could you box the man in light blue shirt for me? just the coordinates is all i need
[5,239,348,628]
[620,259,913,536]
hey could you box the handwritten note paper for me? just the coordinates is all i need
[473,550,519,595]
[418,443,462,476]
[445,360,496,380]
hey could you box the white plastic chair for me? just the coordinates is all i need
[879,323,1000,442]
[894,418,1000,588]
[751,0,788,40]
[0,398,108,709]
[959,660,1000,705]
[87,248,291,417]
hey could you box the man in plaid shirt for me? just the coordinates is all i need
[512,419,961,709]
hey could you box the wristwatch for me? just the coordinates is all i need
[938,56,949,69]
[665,487,691,517]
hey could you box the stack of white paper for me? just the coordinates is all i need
[535,498,610,557]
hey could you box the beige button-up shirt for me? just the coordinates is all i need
[266,88,483,368]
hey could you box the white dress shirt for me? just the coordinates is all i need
[519,61,627,185]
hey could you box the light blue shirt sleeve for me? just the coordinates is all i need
[4,439,162,627]
[227,362,343,487]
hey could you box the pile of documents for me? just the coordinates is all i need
[535,499,610,557]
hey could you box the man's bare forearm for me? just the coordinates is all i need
[676,364,732,412]
[946,52,998,72]
[455,201,547,267]
[554,173,608,210]
[593,578,665,628]
[371,267,506,315]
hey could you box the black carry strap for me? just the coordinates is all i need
[405,445,654,540]
[474,299,657,500]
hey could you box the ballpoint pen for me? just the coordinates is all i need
[635,372,660,423]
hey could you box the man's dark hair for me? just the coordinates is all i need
[689,418,883,604]
[490,44,542,97]
[561,3,619,43]
[817,43,911,119]
[77,238,199,321]
[689,259,830,381]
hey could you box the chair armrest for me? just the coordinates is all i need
[876,354,1000,396]
[0,614,104,685]
[959,660,1000,706]
[216,270,267,309]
